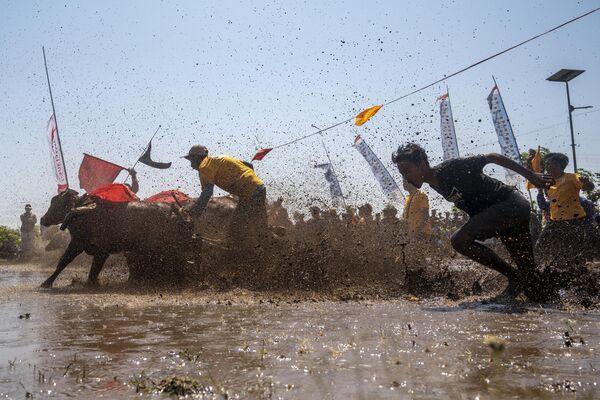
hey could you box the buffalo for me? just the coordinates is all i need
[40,189,197,288]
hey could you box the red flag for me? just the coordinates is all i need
[78,153,126,193]
[89,183,139,203]
[252,148,273,161]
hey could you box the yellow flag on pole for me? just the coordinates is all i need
[526,146,541,190]
[355,105,383,126]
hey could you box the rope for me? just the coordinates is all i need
[267,7,599,150]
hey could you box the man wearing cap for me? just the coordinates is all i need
[20,204,38,259]
[183,145,268,245]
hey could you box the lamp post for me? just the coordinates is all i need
[546,69,593,172]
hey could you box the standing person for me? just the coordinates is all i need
[402,179,432,238]
[392,143,552,299]
[183,145,268,247]
[380,204,406,268]
[381,205,400,226]
[534,153,595,284]
[357,204,374,225]
[267,197,293,229]
[20,204,37,259]
[305,206,325,241]
[537,191,597,226]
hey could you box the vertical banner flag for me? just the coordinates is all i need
[353,135,404,202]
[438,93,460,160]
[78,153,126,193]
[487,85,522,185]
[314,163,345,208]
[46,115,68,193]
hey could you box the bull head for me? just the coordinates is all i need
[40,189,80,227]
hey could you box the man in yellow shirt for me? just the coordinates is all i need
[544,153,593,221]
[535,152,594,285]
[402,179,432,237]
[183,145,267,244]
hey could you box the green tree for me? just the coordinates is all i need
[0,225,20,259]
[577,168,600,207]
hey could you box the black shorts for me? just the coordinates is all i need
[459,191,531,241]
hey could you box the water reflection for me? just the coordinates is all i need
[0,266,598,399]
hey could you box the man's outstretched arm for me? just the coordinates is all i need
[190,184,214,216]
[129,169,140,193]
[485,153,553,188]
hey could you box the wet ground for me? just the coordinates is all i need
[1,263,599,399]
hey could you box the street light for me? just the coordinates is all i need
[547,69,593,172]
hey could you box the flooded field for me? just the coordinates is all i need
[1,263,599,399]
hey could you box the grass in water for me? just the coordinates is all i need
[131,370,215,396]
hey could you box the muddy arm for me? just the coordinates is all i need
[129,169,140,194]
[485,153,553,188]
[190,184,214,217]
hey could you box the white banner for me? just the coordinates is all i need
[438,93,460,160]
[353,135,404,202]
[487,86,522,185]
[314,163,345,208]
[46,115,68,193]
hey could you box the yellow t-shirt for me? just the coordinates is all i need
[403,190,432,235]
[547,173,586,221]
[198,155,263,199]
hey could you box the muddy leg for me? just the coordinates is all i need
[87,253,109,287]
[503,223,540,272]
[40,241,83,288]
[450,230,518,281]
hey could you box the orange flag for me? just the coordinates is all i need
[526,146,541,190]
[355,105,383,126]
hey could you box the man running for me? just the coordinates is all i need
[183,145,268,245]
[392,143,552,299]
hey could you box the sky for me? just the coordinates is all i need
[1,0,599,228]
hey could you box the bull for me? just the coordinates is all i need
[39,189,197,288]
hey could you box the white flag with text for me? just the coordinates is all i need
[353,135,403,202]
[438,93,460,160]
[314,163,345,208]
[487,86,522,186]
[46,115,68,193]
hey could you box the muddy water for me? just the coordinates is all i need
[1,264,599,399]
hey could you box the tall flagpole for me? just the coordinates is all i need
[42,46,69,188]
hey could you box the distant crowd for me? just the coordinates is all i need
[266,185,468,267]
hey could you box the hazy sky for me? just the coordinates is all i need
[1,0,599,227]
